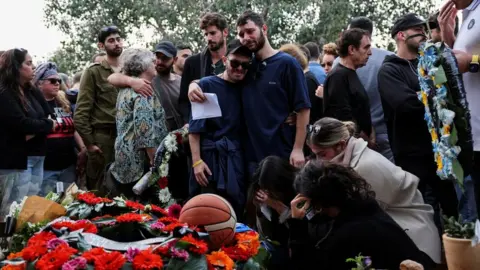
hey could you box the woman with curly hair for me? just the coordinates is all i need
[321,42,338,74]
[289,162,432,269]
[106,48,168,197]
[0,49,57,216]
[305,117,440,266]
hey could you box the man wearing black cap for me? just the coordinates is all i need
[109,41,183,131]
[188,40,251,216]
[378,14,458,228]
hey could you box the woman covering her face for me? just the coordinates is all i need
[306,117,441,266]
[289,161,433,269]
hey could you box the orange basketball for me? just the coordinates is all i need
[179,194,237,249]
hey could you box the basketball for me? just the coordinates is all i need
[179,194,237,249]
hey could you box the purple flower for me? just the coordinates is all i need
[171,247,189,261]
[125,247,141,262]
[47,238,68,250]
[363,256,372,266]
[62,257,87,270]
[150,221,165,230]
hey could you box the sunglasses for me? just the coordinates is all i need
[229,59,251,70]
[307,124,321,135]
[45,78,62,85]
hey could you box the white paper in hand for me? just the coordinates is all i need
[191,93,222,120]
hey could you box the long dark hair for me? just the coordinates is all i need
[294,161,375,212]
[246,156,298,226]
[0,48,31,109]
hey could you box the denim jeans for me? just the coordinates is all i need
[376,133,394,163]
[454,175,478,222]
[0,156,45,217]
[39,165,76,197]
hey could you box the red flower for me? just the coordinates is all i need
[52,220,98,234]
[132,249,163,270]
[222,246,251,261]
[163,222,184,232]
[27,232,56,248]
[94,251,126,270]
[153,245,170,257]
[158,217,179,224]
[174,132,183,144]
[126,200,145,211]
[115,213,144,223]
[157,177,168,189]
[20,245,48,262]
[167,204,182,219]
[81,247,106,263]
[77,192,112,205]
[180,235,208,255]
[150,204,168,216]
[1,264,26,270]
[35,244,77,270]
[92,215,113,221]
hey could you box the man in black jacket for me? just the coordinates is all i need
[378,13,458,218]
[178,12,228,125]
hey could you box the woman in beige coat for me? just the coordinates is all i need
[307,117,441,264]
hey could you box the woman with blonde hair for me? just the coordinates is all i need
[306,117,440,267]
[33,62,86,195]
[279,43,323,124]
[321,42,338,74]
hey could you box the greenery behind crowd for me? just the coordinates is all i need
[44,0,435,74]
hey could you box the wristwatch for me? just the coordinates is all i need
[470,55,479,73]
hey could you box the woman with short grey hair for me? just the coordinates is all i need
[108,48,168,196]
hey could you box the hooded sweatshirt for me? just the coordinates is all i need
[378,55,435,172]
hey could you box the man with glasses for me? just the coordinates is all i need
[188,40,251,216]
[74,26,124,192]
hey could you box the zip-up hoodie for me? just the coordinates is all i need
[378,55,434,167]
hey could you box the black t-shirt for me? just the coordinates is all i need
[44,100,76,171]
[305,71,323,124]
[25,91,49,156]
[323,64,372,136]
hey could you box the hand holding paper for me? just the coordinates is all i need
[191,93,222,120]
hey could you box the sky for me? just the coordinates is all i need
[0,0,448,62]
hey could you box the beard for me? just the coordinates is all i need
[208,37,225,52]
[226,67,245,82]
[106,47,123,57]
[156,63,173,76]
[245,31,266,53]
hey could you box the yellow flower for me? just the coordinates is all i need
[421,92,428,105]
[436,154,443,170]
[443,125,451,135]
[431,130,438,142]
[419,68,425,76]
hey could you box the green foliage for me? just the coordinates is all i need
[166,254,208,270]
[443,215,475,239]
[9,221,49,253]
[44,0,435,73]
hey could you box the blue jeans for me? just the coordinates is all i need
[0,156,45,217]
[40,165,76,196]
[376,133,394,163]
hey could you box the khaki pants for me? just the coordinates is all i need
[86,129,115,195]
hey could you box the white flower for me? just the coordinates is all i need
[158,188,172,203]
[159,162,169,177]
[164,134,178,152]
[8,201,19,217]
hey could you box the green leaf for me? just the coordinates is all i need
[252,247,270,266]
[166,254,208,270]
[452,159,464,188]
[243,258,261,270]
[434,65,448,85]
[121,262,133,270]
[449,124,458,146]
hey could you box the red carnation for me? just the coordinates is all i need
[167,204,182,219]
[126,200,145,211]
[174,132,183,144]
[157,177,168,189]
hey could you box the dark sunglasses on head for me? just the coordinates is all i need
[46,78,62,85]
[229,59,251,70]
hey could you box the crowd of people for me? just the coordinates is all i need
[0,0,479,268]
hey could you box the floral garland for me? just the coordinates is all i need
[132,126,189,207]
[417,42,472,185]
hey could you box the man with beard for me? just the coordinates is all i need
[178,12,228,125]
[378,14,458,220]
[74,26,124,192]
[109,41,183,131]
[173,44,193,76]
[189,40,251,216]
[323,28,374,146]
[189,10,310,172]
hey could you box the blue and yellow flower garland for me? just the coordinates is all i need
[417,42,471,186]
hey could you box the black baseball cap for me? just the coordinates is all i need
[154,41,177,58]
[391,13,427,38]
[226,39,252,58]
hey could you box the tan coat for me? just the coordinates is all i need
[332,137,441,263]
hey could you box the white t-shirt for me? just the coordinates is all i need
[454,0,480,150]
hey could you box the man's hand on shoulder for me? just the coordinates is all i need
[130,78,153,97]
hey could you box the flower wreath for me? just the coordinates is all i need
[132,126,189,207]
[417,42,473,187]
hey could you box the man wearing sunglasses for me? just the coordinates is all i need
[188,40,251,216]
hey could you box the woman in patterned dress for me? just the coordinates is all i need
[107,48,168,197]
